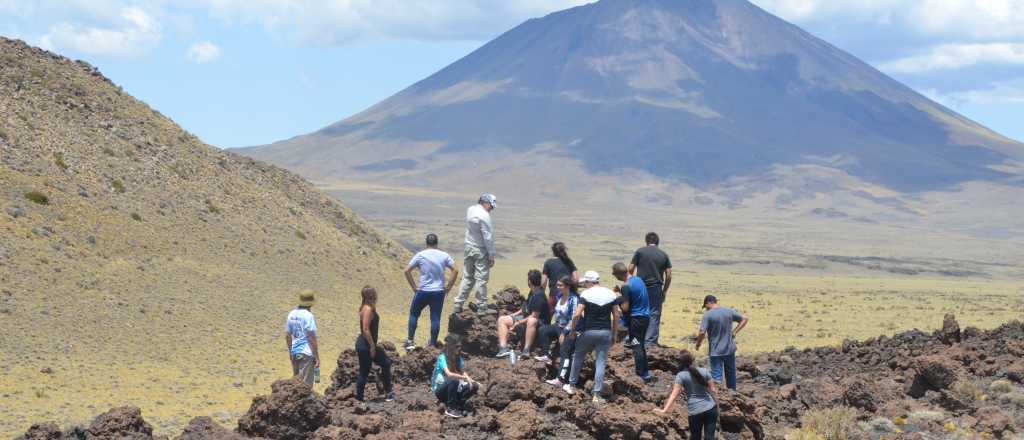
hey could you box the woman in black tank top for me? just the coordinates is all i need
[355,286,394,402]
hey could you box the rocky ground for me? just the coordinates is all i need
[17,287,1024,440]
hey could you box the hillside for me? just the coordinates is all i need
[0,37,411,436]
[241,0,1024,195]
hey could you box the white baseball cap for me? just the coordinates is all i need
[479,193,498,208]
[581,270,600,283]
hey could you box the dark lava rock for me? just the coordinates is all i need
[939,313,961,345]
[238,379,329,440]
[908,356,962,398]
[87,406,154,439]
[175,417,245,440]
[16,423,63,440]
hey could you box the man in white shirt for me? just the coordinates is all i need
[404,233,458,350]
[285,290,319,386]
[454,193,497,314]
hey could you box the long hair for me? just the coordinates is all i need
[443,334,463,373]
[551,242,576,271]
[558,275,578,294]
[680,350,708,387]
[360,286,377,309]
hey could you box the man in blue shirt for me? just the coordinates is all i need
[404,233,459,350]
[613,262,652,382]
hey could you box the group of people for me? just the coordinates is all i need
[283,193,750,438]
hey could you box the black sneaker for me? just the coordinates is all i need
[403,340,416,351]
[444,406,463,418]
[623,337,639,348]
[385,392,396,402]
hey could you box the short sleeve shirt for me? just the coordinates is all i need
[408,248,455,292]
[630,245,672,287]
[525,288,551,325]
[700,307,744,357]
[675,368,716,415]
[579,286,622,331]
[542,258,576,293]
[285,308,317,356]
[432,353,465,392]
[621,276,650,317]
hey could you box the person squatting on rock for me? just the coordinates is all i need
[495,269,550,358]
[656,350,719,440]
[542,276,582,382]
[695,294,749,390]
[454,193,497,314]
[355,286,395,402]
[540,242,579,315]
[628,232,672,347]
[285,289,320,386]
[404,233,459,350]
[613,262,653,382]
[432,334,480,418]
[566,270,621,403]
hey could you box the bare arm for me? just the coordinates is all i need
[663,268,672,294]
[627,264,636,276]
[695,330,706,351]
[733,315,749,337]
[709,378,719,403]
[540,274,549,291]
[445,265,459,293]
[307,332,320,368]
[656,383,683,413]
[360,306,376,356]
[286,333,293,353]
[404,265,418,292]
[611,305,621,343]
[443,366,473,383]
[568,304,585,338]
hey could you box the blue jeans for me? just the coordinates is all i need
[569,329,612,394]
[408,290,445,346]
[709,353,737,390]
[645,283,663,347]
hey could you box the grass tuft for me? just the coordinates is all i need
[785,428,824,440]
[295,230,307,240]
[989,379,1015,395]
[204,198,220,214]
[110,179,126,194]
[54,151,68,170]
[799,407,859,440]
[0,127,9,142]
[24,191,49,205]
[130,213,142,222]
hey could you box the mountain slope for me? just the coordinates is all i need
[241,0,1023,193]
[0,38,409,435]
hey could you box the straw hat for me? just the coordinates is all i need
[298,289,316,307]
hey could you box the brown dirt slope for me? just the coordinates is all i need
[0,37,409,435]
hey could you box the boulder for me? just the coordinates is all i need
[176,417,245,440]
[87,406,154,439]
[238,379,329,440]
[908,356,962,398]
[17,423,63,440]
[939,314,961,345]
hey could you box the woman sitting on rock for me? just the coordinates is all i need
[539,276,580,376]
[432,334,480,418]
[655,350,719,440]
[355,286,395,402]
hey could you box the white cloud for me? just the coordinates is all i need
[186,41,221,63]
[924,79,1024,106]
[879,43,1024,73]
[38,5,161,59]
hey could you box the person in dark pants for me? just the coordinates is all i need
[432,334,480,418]
[404,233,458,350]
[613,263,652,382]
[628,232,672,348]
[540,242,579,314]
[355,286,394,402]
[695,295,748,390]
[536,276,580,367]
[655,351,719,440]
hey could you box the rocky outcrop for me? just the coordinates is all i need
[237,379,329,440]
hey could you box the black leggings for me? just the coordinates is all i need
[434,379,478,408]
[556,333,578,382]
[355,338,393,400]
[689,406,718,440]
[536,324,562,357]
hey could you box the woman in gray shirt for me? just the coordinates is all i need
[655,351,719,440]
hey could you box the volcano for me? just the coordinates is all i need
[240,0,1024,193]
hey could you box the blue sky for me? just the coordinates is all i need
[2,0,1023,148]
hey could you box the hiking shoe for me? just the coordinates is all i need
[495,347,512,358]
[403,340,416,351]
[562,384,575,395]
[385,392,396,402]
[592,395,607,404]
[535,355,552,365]
[623,338,639,348]
[444,407,463,418]
[546,378,563,387]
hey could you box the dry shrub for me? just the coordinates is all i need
[1000,390,1024,409]
[989,379,1016,395]
[786,427,825,440]
[952,380,984,402]
[799,407,859,440]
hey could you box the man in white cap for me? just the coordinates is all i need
[285,289,319,386]
[565,270,621,404]
[454,193,498,314]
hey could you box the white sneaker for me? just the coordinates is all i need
[534,355,552,365]
[592,395,607,404]
[546,378,563,387]
[562,384,575,395]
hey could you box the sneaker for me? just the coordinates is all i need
[623,338,639,348]
[546,378,563,387]
[535,355,552,365]
[592,395,607,404]
[444,407,463,418]
[562,384,575,395]
[641,375,654,384]
[385,392,396,402]
[403,340,416,351]
[495,347,512,358]
[519,351,530,359]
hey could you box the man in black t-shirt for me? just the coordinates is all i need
[628,232,672,348]
[495,270,549,357]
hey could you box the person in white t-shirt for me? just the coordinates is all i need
[285,290,319,385]
[404,233,458,350]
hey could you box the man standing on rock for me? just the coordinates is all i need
[454,193,497,314]
[694,295,748,390]
[404,233,459,351]
[285,290,319,386]
[613,262,652,383]
[628,232,672,348]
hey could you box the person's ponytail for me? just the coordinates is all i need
[680,351,708,387]
[552,242,576,272]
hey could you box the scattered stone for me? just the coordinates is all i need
[5,206,25,218]
[939,314,961,344]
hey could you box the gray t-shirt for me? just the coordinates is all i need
[700,307,743,357]
[674,368,715,415]
[408,249,455,292]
